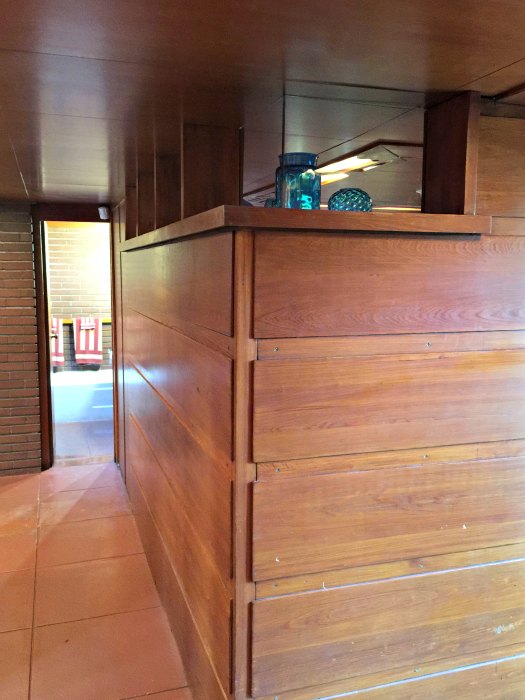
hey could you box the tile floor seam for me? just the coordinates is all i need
[117,684,191,699]
[0,565,35,575]
[41,482,123,495]
[38,511,132,526]
[36,549,146,571]
[33,602,162,630]
[36,548,145,570]
[27,473,41,700]
[40,483,127,499]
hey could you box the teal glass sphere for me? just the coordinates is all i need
[328,188,372,212]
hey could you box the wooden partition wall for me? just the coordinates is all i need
[111,201,525,699]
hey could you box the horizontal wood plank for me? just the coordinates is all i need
[125,363,232,581]
[252,560,525,696]
[253,652,525,700]
[253,456,525,580]
[126,414,231,693]
[124,309,232,461]
[253,350,525,462]
[254,232,525,338]
[126,464,229,700]
[257,438,525,480]
[122,231,233,336]
[256,541,525,598]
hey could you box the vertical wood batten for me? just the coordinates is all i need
[232,229,256,698]
[422,91,480,214]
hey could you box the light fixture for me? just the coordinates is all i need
[98,206,110,220]
[316,156,379,175]
[373,206,421,212]
[319,172,350,185]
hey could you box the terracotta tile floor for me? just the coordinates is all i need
[0,462,191,700]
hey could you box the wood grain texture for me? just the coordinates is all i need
[257,438,525,480]
[422,91,480,214]
[118,206,491,253]
[155,152,181,229]
[124,309,232,461]
[137,166,155,236]
[125,185,138,240]
[253,651,525,700]
[126,412,231,694]
[337,656,525,700]
[478,116,525,217]
[126,463,228,700]
[253,350,525,462]
[182,124,241,219]
[258,330,525,360]
[253,456,525,580]
[256,541,525,598]
[126,362,232,581]
[491,217,525,237]
[122,232,233,336]
[120,231,237,699]
[252,559,525,696]
[254,232,525,338]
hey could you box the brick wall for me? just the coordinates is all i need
[46,222,112,370]
[0,202,41,473]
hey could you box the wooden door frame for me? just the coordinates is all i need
[32,203,113,470]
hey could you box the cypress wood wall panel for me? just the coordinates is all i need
[253,233,525,338]
[251,559,525,696]
[125,461,229,700]
[125,363,232,581]
[477,116,525,217]
[125,410,231,693]
[120,231,235,699]
[253,456,525,580]
[115,207,525,699]
[122,232,233,336]
[253,349,525,462]
[331,656,525,700]
[123,308,232,460]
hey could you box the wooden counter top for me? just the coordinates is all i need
[119,205,492,251]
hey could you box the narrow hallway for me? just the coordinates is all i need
[0,462,192,700]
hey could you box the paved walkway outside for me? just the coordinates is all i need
[0,462,192,700]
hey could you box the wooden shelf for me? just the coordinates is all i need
[119,205,492,252]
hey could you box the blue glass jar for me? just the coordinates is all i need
[278,153,321,210]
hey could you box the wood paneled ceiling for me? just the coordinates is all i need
[1,0,525,204]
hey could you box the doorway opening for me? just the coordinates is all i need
[44,221,114,466]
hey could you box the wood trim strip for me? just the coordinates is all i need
[231,229,256,697]
[422,91,480,215]
[127,306,234,359]
[491,217,525,236]
[258,330,525,360]
[256,438,525,480]
[118,206,491,252]
[32,215,52,470]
